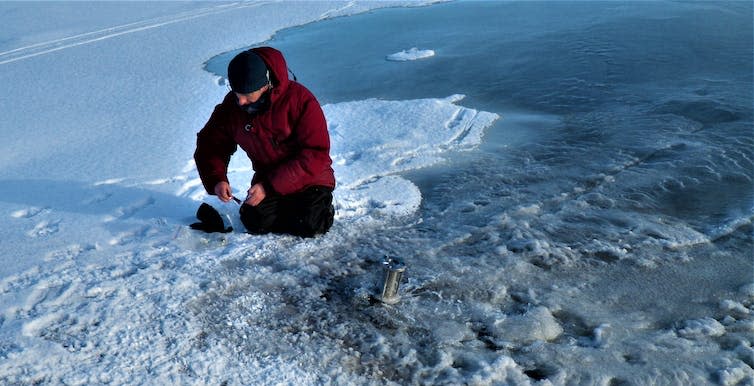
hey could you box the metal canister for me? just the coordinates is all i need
[380,257,406,304]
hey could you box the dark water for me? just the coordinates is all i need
[209,0,753,239]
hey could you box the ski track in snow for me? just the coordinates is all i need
[0,2,267,65]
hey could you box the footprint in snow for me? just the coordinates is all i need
[27,220,61,237]
[44,244,98,262]
[103,196,156,222]
[108,225,154,246]
[11,206,50,219]
[82,192,113,206]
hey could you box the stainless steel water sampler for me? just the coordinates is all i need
[380,257,406,304]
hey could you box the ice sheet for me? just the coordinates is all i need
[0,1,752,384]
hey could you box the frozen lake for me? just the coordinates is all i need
[207,1,754,383]
[1,1,752,384]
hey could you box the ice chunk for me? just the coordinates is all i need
[592,323,612,347]
[386,47,435,61]
[468,356,533,385]
[325,95,499,187]
[677,317,726,339]
[324,95,498,218]
[335,175,421,219]
[721,299,751,318]
[489,306,563,344]
[432,320,474,345]
[715,362,754,386]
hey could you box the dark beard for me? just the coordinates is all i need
[239,92,270,115]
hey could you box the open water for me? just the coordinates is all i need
[260,0,753,256]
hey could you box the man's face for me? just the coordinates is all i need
[235,84,270,107]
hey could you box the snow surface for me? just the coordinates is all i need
[1,1,752,385]
[0,1,501,384]
[386,47,435,62]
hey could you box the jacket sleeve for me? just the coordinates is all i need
[194,100,237,194]
[266,92,332,195]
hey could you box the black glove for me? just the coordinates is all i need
[190,203,232,233]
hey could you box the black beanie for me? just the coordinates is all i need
[227,50,269,93]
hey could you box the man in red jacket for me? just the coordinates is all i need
[194,47,336,237]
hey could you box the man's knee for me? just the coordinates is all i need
[239,203,276,234]
[240,187,334,237]
[294,203,334,238]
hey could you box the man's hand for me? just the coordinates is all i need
[214,181,233,203]
[245,183,266,206]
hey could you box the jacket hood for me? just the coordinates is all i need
[250,46,290,93]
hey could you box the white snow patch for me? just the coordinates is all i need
[677,317,726,339]
[721,299,751,318]
[325,94,498,189]
[386,47,436,61]
[489,306,564,344]
[21,312,65,337]
[716,363,754,386]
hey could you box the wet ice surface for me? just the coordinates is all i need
[1,1,753,385]
[242,1,754,384]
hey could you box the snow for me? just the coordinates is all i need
[488,306,564,345]
[676,317,726,339]
[386,47,435,62]
[1,1,752,385]
[0,1,501,384]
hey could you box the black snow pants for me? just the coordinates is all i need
[239,186,334,238]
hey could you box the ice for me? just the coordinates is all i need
[0,0,752,385]
[741,283,754,299]
[386,47,435,62]
[488,306,564,344]
[676,317,726,339]
[325,94,498,185]
[716,364,754,386]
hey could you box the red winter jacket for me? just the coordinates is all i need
[194,47,335,196]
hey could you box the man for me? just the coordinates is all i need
[194,47,335,237]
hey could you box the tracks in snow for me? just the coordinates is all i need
[0,2,266,65]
